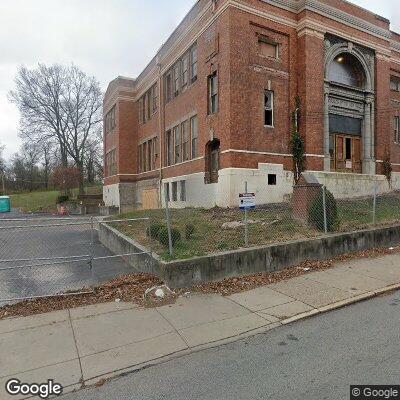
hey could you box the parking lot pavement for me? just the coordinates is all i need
[0,213,134,304]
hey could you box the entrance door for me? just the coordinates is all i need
[331,134,362,173]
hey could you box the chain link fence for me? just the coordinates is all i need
[118,185,400,261]
[0,217,152,305]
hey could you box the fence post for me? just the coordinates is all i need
[373,184,377,226]
[322,185,328,234]
[148,216,154,272]
[244,181,249,247]
[164,187,174,257]
[90,216,95,289]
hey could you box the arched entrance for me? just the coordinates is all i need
[205,139,220,184]
[324,36,375,174]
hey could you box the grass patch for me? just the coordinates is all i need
[10,190,60,213]
[9,185,102,213]
[109,192,400,261]
[109,205,319,261]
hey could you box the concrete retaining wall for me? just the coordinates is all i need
[99,222,400,289]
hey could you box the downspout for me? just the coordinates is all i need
[157,57,164,207]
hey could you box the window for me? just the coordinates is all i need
[139,84,158,123]
[180,181,186,201]
[173,62,180,97]
[164,183,170,202]
[190,44,198,83]
[208,73,218,115]
[166,130,173,166]
[258,37,278,58]
[165,72,173,103]
[264,90,274,127]
[395,117,400,144]
[145,93,151,121]
[172,182,178,202]
[105,106,116,134]
[268,174,277,185]
[152,84,158,113]
[182,54,189,89]
[182,120,190,161]
[191,116,199,158]
[391,77,400,92]
[174,126,181,164]
[164,42,197,103]
[329,53,365,88]
[105,149,117,176]
[139,98,144,124]
[138,137,157,172]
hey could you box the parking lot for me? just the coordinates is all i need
[0,213,135,304]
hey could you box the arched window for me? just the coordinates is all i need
[328,53,365,89]
[204,139,220,184]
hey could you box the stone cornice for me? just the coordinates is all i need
[264,0,390,40]
[124,0,393,101]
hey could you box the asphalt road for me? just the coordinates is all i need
[62,290,400,400]
[0,213,133,303]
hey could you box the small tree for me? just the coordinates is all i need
[382,150,392,188]
[290,96,305,185]
[52,166,80,196]
[309,188,338,232]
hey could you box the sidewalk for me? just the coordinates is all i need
[1,253,400,399]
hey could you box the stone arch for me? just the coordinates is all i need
[323,40,376,175]
[324,43,373,92]
[204,139,220,184]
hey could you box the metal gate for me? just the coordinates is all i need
[0,217,151,305]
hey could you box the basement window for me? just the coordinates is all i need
[268,174,277,186]
[180,180,186,201]
[172,182,178,202]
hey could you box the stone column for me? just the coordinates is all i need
[363,96,374,175]
[370,100,376,174]
[324,85,331,171]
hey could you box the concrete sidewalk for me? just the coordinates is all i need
[1,253,400,399]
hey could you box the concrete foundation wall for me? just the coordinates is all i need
[304,171,392,199]
[105,169,400,211]
[162,164,294,208]
[99,221,400,289]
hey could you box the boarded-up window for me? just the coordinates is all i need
[259,40,278,58]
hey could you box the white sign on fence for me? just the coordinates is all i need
[239,193,256,210]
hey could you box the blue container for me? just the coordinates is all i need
[0,196,11,213]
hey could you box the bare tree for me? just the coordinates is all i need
[9,64,70,167]
[9,64,103,194]
[62,66,102,193]
[21,142,41,192]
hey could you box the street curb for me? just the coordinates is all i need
[80,283,400,390]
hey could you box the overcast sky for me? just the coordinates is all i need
[0,0,398,159]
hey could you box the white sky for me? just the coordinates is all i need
[0,0,398,159]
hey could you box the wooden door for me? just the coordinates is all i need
[334,134,362,173]
[352,137,362,173]
[335,135,345,170]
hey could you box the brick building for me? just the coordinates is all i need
[103,0,400,212]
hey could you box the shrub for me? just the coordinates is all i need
[146,223,164,239]
[158,227,181,247]
[56,195,69,204]
[309,188,338,232]
[184,223,195,240]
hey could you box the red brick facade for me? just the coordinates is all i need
[103,0,400,210]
